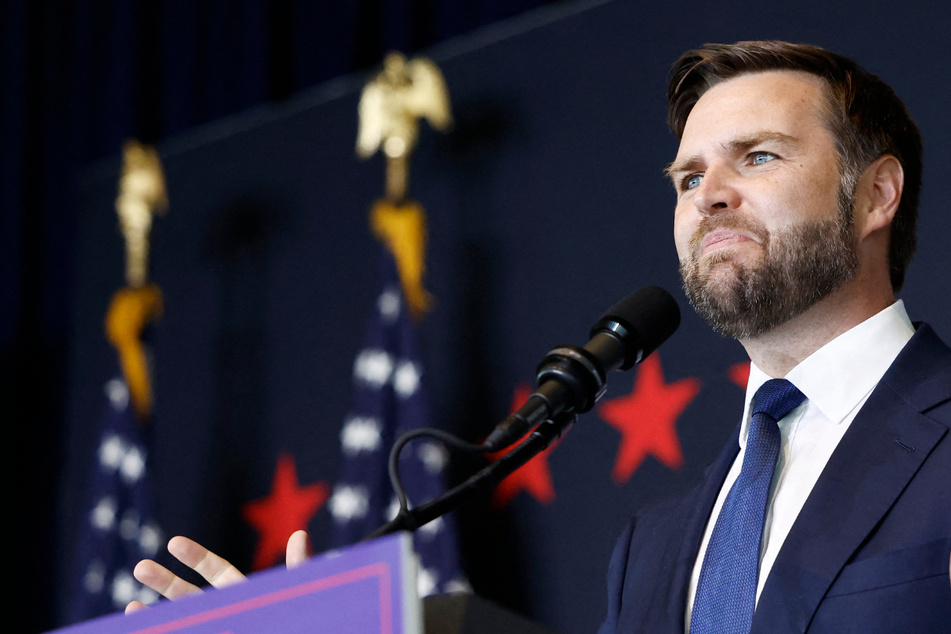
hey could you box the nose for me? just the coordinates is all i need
[693,163,740,216]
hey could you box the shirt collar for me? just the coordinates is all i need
[739,300,914,443]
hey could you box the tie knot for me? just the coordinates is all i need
[751,378,806,422]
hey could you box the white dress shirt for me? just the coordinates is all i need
[684,301,915,631]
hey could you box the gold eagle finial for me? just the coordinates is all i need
[115,139,168,288]
[356,51,452,202]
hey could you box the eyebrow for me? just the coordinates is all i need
[664,131,799,180]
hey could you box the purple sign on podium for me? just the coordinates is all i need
[53,532,421,634]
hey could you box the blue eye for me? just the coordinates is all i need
[684,174,703,190]
[751,152,775,165]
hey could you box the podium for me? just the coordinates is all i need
[52,533,557,633]
[423,593,557,633]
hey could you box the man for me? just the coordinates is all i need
[129,41,951,632]
[599,41,951,633]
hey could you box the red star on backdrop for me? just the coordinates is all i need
[597,352,701,484]
[242,452,329,571]
[728,361,750,389]
[486,384,557,509]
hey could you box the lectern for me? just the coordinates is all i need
[52,533,557,634]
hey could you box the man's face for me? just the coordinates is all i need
[668,71,859,339]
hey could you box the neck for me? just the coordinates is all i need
[738,280,895,377]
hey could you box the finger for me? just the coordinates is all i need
[125,600,148,614]
[285,530,311,569]
[133,558,202,600]
[167,535,247,588]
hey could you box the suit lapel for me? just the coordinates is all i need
[752,325,951,632]
[668,427,741,630]
[617,423,741,633]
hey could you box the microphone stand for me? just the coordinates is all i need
[365,411,577,540]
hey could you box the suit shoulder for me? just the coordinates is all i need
[883,323,951,421]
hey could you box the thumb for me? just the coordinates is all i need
[286,530,311,569]
[125,600,148,614]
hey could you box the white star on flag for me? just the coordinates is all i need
[138,522,162,556]
[98,433,147,485]
[417,516,445,539]
[377,287,402,322]
[354,349,394,387]
[340,416,383,455]
[417,441,449,474]
[105,378,130,411]
[393,360,421,397]
[417,567,438,598]
[91,496,118,532]
[329,485,370,522]
[119,445,146,484]
[98,435,126,471]
[445,578,472,593]
[111,571,138,606]
[386,495,402,521]
[136,585,160,605]
[119,509,140,540]
[83,561,106,594]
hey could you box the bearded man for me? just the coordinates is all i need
[126,41,951,634]
[599,41,951,633]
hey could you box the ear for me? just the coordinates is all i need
[855,154,904,238]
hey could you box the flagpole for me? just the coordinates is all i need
[331,51,470,596]
[107,139,167,422]
[68,140,168,622]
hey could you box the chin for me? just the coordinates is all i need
[704,244,762,266]
[700,259,744,286]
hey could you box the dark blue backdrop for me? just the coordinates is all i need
[4,1,557,631]
[10,1,951,633]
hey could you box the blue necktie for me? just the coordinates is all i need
[690,378,806,634]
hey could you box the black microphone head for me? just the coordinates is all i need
[591,286,680,370]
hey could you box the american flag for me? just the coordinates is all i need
[67,374,164,622]
[329,248,468,597]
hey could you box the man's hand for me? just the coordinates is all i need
[125,530,311,614]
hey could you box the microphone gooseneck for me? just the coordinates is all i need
[368,285,681,539]
[482,285,680,451]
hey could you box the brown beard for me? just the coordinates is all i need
[679,204,859,339]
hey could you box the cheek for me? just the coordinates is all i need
[673,206,696,259]
[760,172,838,225]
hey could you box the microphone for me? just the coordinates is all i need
[483,286,680,451]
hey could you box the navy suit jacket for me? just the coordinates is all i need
[599,324,951,633]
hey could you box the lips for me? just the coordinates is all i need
[699,228,756,256]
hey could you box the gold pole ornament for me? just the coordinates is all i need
[116,139,168,289]
[356,51,452,203]
[105,284,163,422]
[356,52,452,320]
[370,199,431,321]
[105,140,168,421]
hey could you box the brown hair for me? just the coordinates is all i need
[668,41,922,291]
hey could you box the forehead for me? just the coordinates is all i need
[676,70,833,157]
